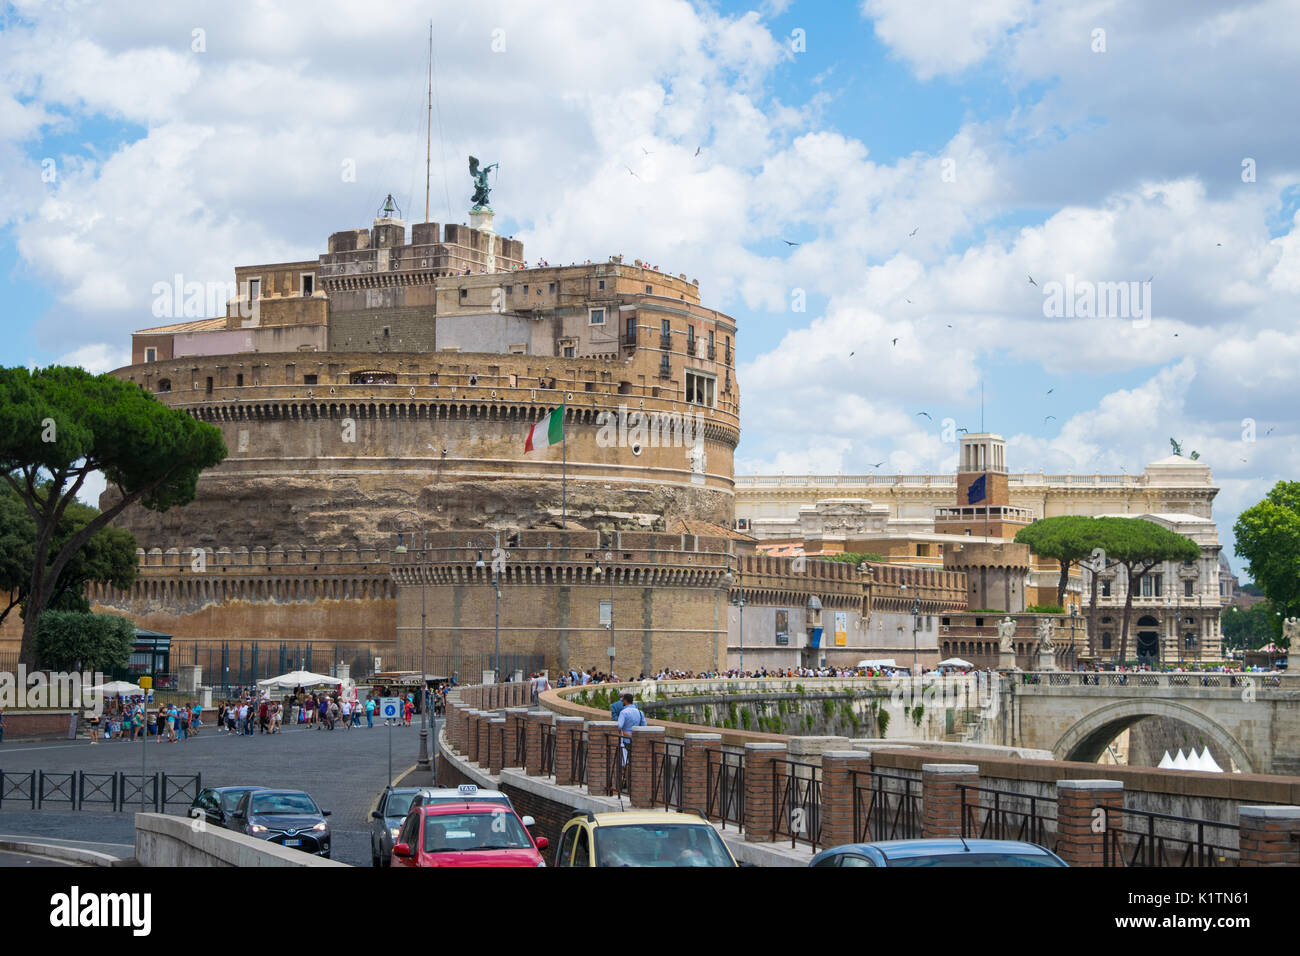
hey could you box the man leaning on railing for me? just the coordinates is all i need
[616,693,646,765]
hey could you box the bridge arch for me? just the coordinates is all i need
[1052,699,1254,773]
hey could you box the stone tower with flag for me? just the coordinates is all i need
[933,433,1035,538]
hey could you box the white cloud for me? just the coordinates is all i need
[861,0,1030,80]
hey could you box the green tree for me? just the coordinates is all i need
[1220,601,1278,651]
[1234,482,1300,647]
[0,487,139,626]
[0,365,226,665]
[1095,517,1200,663]
[33,610,135,673]
[1015,515,1099,608]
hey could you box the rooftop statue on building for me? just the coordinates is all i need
[469,155,498,210]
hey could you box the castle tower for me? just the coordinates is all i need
[934,433,1034,538]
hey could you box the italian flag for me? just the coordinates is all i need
[525,404,564,452]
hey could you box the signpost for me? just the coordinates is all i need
[380,697,401,785]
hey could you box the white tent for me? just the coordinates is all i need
[91,680,143,695]
[1158,750,1174,769]
[1197,747,1224,773]
[937,657,975,669]
[1171,749,1189,769]
[256,670,340,690]
[857,659,899,668]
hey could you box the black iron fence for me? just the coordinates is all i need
[540,723,556,777]
[513,719,528,769]
[1099,805,1239,866]
[650,739,683,810]
[0,769,201,812]
[571,730,588,787]
[852,769,922,842]
[706,749,744,829]
[959,784,1058,851]
[175,644,546,692]
[772,759,822,849]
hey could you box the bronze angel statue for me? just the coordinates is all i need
[469,156,498,209]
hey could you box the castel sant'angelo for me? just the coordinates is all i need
[89,179,755,677]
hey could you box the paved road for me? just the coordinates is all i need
[0,717,439,866]
[0,850,75,867]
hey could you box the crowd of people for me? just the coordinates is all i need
[83,696,204,743]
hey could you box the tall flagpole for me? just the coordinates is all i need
[561,405,567,527]
[424,21,432,224]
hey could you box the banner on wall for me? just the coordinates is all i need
[835,611,848,647]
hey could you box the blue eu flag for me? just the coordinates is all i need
[967,474,987,504]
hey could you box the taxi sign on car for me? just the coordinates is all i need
[458,784,478,795]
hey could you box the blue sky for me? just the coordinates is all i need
[3,0,1299,579]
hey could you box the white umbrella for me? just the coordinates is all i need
[91,680,143,695]
[256,670,339,690]
[937,657,975,669]
[1157,750,1174,769]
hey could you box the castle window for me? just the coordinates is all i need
[505,285,513,294]
[646,284,653,294]
[597,279,606,291]
[157,379,171,393]
[205,376,213,394]
[145,347,157,363]
[460,289,468,300]
[303,374,318,385]
[548,283,555,293]
[589,308,606,325]
[301,274,314,296]
[236,373,244,387]
[1184,580,1193,598]
[1101,581,1111,597]
[563,346,575,358]
[247,278,260,300]
[685,370,715,407]
[1102,633,1112,650]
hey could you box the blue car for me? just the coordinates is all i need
[810,839,1067,867]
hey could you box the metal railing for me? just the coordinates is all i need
[513,719,527,769]
[1099,805,1239,867]
[650,739,683,810]
[0,770,201,812]
[959,785,1058,851]
[706,749,744,829]
[772,759,822,849]
[852,770,922,842]
[571,730,588,787]
[540,723,556,777]
[605,734,630,796]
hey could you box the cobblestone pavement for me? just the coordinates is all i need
[0,718,440,866]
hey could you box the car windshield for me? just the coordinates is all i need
[250,793,319,815]
[385,793,416,818]
[887,853,1063,867]
[594,824,734,867]
[422,810,531,853]
[220,790,256,812]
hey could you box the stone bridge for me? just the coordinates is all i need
[1009,672,1300,775]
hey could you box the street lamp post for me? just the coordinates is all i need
[594,552,616,677]
[471,533,505,682]
[911,597,921,677]
[392,510,431,772]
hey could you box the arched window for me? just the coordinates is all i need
[157,378,171,393]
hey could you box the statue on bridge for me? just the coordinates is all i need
[997,616,1016,653]
[1036,617,1056,650]
[468,155,498,210]
[1283,617,1300,650]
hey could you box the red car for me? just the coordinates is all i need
[391,802,549,867]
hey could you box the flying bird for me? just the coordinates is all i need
[1046,387,1054,394]
[694,146,702,157]
[641,147,653,155]
[916,411,932,420]
[1147,275,1154,283]
[908,227,919,237]
[1044,415,1056,423]
[946,324,953,328]
[782,239,800,246]
[1028,275,1038,286]
[624,165,639,179]
[905,298,912,304]
[849,351,854,356]
[1266,426,1275,435]
[956,427,968,433]
[892,337,899,346]
[869,461,884,469]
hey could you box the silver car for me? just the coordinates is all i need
[370,788,423,867]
